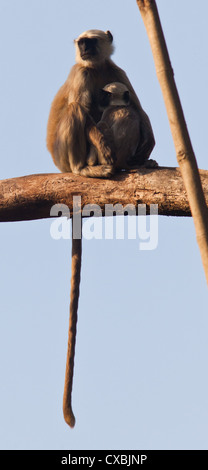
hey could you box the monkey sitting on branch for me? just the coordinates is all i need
[46,29,155,428]
[91,81,158,171]
[47,29,155,178]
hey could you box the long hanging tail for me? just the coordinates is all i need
[63,221,82,427]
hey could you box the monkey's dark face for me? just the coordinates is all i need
[78,37,98,61]
[75,30,114,66]
[99,89,112,109]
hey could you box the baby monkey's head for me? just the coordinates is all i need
[99,82,130,109]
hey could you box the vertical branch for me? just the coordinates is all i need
[137,0,208,284]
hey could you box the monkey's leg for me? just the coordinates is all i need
[63,221,82,428]
[67,104,114,178]
[131,113,156,165]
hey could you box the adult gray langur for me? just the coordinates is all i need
[47,29,155,177]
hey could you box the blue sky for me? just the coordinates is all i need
[0,0,208,450]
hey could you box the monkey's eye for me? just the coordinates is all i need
[78,37,98,51]
[78,38,85,47]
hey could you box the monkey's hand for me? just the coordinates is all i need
[142,158,158,168]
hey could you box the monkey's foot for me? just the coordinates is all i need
[142,159,158,168]
[93,164,115,178]
[75,164,114,178]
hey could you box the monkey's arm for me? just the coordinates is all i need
[47,65,91,158]
[46,81,69,157]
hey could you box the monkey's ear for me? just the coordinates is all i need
[123,90,130,104]
[105,31,113,43]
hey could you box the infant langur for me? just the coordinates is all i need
[90,82,157,171]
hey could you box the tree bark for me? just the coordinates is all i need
[136,0,208,285]
[0,167,208,222]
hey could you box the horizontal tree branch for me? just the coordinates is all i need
[0,167,208,222]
